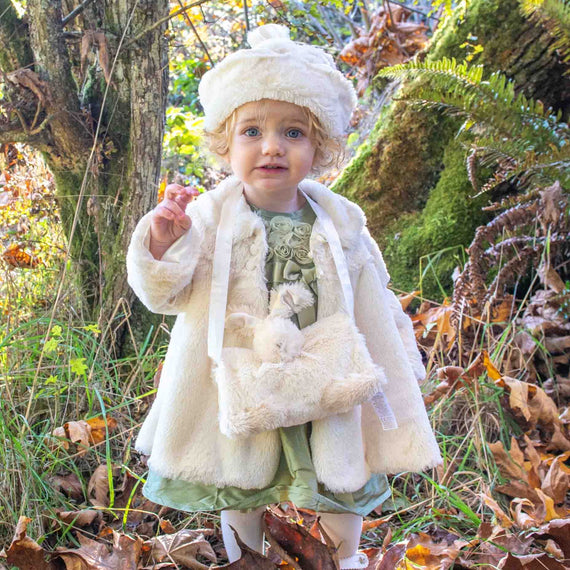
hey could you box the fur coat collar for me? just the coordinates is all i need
[197,175,365,250]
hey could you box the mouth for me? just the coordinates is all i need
[257,164,288,171]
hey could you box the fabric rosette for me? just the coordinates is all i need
[271,216,294,233]
[294,246,312,265]
[274,244,293,261]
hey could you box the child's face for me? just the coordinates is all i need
[224,99,317,199]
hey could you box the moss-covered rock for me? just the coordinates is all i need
[382,141,491,300]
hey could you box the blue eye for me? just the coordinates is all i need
[244,127,259,137]
[287,129,303,139]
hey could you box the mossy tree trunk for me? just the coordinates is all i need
[333,0,570,299]
[0,0,169,355]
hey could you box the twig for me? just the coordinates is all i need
[176,0,214,67]
[385,0,440,22]
[62,0,96,27]
[243,0,250,32]
[384,0,396,30]
[359,0,371,31]
[126,0,213,47]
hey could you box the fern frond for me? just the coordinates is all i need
[378,57,569,191]
[520,0,570,65]
[378,58,567,152]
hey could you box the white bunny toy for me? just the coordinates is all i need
[225,281,314,364]
[214,281,387,439]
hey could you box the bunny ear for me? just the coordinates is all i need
[270,281,315,317]
[225,313,258,332]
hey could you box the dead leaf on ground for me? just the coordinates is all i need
[55,528,143,570]
[403,531,469,570]
[497,551,568,569]
[142,529,217,569]
[424,365,471,406]
[530,518,570,557]
[215,527,278,569]
[482,488,515,528]
[3,516,59,570]
[57,509,102,529]
[2,243,42,269]
[50,416,118,456]
[49,473,84,501]
[262,511,338,569]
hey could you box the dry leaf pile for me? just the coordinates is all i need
[339,2,429,95]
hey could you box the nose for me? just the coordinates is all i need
[261,132,284,156]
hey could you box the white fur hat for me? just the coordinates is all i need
[198,24,357,138]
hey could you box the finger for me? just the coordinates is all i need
[164,184,185,201]
[154,206,177,222]
[184,185,201,196]
[158,200,187,218]
[178,214,192,231]
[178,186,200,206]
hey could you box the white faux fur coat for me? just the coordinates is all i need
[126,175,442,494]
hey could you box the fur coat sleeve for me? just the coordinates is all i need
[360,227,426,382]
[126,207,203,315]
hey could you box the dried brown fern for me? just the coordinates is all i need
[452,181,569,326]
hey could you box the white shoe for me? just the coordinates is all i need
[339,551,369,569]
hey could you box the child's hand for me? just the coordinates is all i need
[149,184,200,260]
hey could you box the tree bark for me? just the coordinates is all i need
[0,0,170,355]
[333,0,570,298]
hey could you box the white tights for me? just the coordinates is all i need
[220,507,368,568]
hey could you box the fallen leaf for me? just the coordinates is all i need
[541,452,570,505]
[483,351,502,381]
[4,517,59,570]
[403,531,467,569]
[215,526,278,569]
[56,529,143,569]
[88,464,117,508]
[50,473,84,501]
[57,510,102,528]
[2,243,41,269]
[86,416,119,446]
[158,519,176,534]
[376,543,406,569]
[398,291,420,311]
[262,511,337,569]
[531,518,570,557]
[482,490,514,528]
[497,551,568,569]
[142,529,216,569]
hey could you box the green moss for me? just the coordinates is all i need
[333,99,457,239]
[428,0,526,65]
[382,141,491,300]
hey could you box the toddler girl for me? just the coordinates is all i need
[127,24,441,569]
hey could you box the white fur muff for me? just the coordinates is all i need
[216,281,387,438]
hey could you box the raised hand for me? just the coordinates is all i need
[149,184,200,259]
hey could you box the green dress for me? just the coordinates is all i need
[142,200,390,515]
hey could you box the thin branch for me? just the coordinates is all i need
[315,5,345,50]
[61,0,96,27]
[176,0,214,66]
[243,0,250,32]
[0,113,51,147]
[126,0,213,47]
[386,0,439,21]
[359,0,371,31]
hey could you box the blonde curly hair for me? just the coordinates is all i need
[203,100,346,176]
